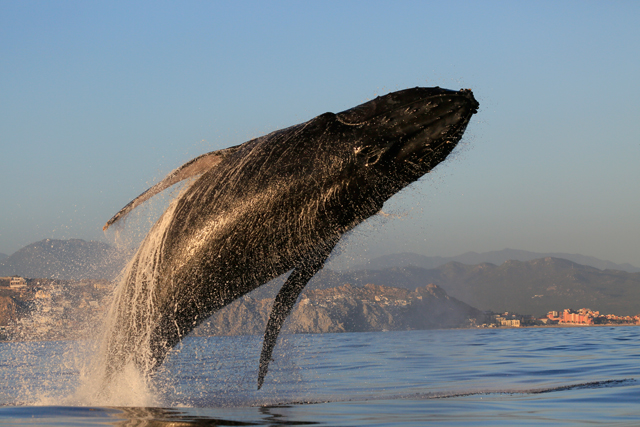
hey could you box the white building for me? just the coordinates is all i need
[9,276,27,289]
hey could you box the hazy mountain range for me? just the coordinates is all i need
[0,239,131,281]
[2,239,638,280]
[305,258,640,317]
[2,239,639,317]
[349,249,640,273]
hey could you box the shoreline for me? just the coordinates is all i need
[477,322,640,330]
[2,322,639,343]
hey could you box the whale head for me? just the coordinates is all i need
[335,87,479,181]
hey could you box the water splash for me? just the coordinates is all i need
[68,195,187,406]
[71,357,159,407]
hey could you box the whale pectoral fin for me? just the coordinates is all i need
[103,144,241,231]
[257,259,326,390]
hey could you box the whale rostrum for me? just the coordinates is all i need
[102,87,479,389]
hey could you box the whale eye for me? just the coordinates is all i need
[366,153,381,166]
[354,143,389,167]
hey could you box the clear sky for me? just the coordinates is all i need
[1,1,639,267]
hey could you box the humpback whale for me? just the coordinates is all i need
[102,87,479,389]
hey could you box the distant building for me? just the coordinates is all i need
[488,311,523,327]
[9,277,27,289]
[548,308,598,325]
[500,319,521,327]
[93,282,111,291]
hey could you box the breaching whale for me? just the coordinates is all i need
[102,87,479,389]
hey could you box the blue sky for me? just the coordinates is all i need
[1,1,639,267]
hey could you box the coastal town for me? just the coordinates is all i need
[0,276,111,341]
[2,275,639,342]
[480,308,640,328]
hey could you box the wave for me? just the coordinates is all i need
[163,378,637,408]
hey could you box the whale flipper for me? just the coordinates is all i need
[257,255,329,389]
[103,145,240,231]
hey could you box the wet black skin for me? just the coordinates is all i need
[103,87,479,388]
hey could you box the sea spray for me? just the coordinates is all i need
[79,199,185,405]
[71,356,160,407]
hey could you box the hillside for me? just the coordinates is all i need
[0,239,131,281]
[351,249,640,273]
[0,296,21,327]
[313,258,640,316]
[2,239,639,320]
[3,256,640,340]
[0,277,481,340]
[0,277,117,341]
[192,257,640,321]
[195,283,483,336]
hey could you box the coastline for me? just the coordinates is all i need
[478,322,640,331]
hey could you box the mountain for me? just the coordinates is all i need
[0,239,131,281]
[4,239,639,319]
[0,253,7,262]
[350,249,640,273]
[183,257,640,317]
[0,276,481,340]
[194,283,483,336]
[316,258,640,316]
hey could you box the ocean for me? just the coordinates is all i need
[1,326,639,425]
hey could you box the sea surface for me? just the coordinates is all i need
[1,326,639,425]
